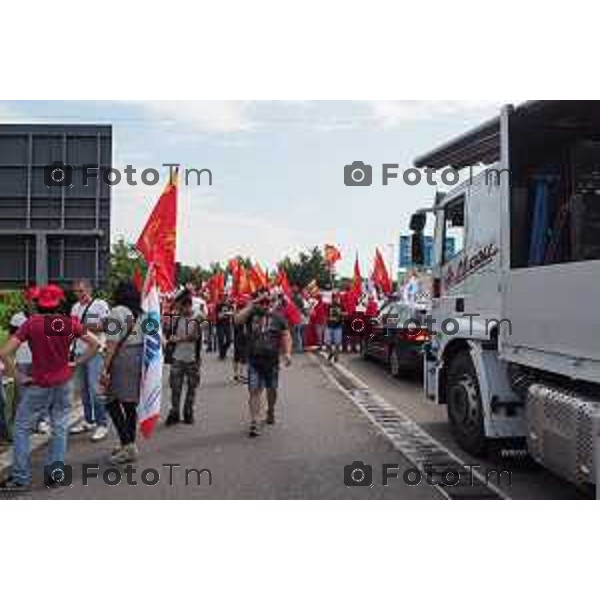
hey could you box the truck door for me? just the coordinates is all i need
[434,195,466,330]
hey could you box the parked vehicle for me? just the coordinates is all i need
[361,301,429,376]
[410,101,600,489]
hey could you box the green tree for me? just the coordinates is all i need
[278,246,331,289]
[0,290,25,333]
[107,238,145,295]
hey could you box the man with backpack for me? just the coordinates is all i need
[165,291,202,426]
[234,290,292,438]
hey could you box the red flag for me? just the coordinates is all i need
[207,272,225,303]
[136,172,178,292]
[282,295,302,326]
[249,263,268,290]
[351,254,362,297]
[276,268,292,297]
[324,244,342,265]
[228,258,240,277]
[228,259,241,294]
[372,248,392,295]
[237,266,252,295]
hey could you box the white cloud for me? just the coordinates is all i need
[111,182,309,268]
[128,100,254,133]
[367,100,508,129]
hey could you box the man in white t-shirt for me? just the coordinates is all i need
[69,279,110,441]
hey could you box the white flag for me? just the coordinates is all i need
[138,278,163,438]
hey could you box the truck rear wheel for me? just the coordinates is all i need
[446,351,487,456]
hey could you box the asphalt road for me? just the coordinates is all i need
[340,353,590,500]
[5,349,590,500]
[22,352,443,500]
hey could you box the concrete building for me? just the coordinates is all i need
[0,124,111,288]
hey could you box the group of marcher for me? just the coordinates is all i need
[0,274,391,492]
[0,279,149,490]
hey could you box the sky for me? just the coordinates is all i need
[0,100,509,276]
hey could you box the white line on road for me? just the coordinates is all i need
[310,353,510,500]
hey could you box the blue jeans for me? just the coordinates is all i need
[293,324,304,353]
[79,354,107,426]
[12,382,71,485]
[325,326,343,347]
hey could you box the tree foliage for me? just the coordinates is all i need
[107,238,145,295]
[278,246,331,289]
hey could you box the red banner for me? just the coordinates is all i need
[372,248,392,295]
[136,174,178,292]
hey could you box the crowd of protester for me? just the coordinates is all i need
[0,274,397,492]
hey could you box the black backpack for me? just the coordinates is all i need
[247,315,280,373]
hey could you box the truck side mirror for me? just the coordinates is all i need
[409,212,426,232]
[412,232,424,266]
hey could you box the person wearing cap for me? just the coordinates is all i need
[8,311,49,435]
[69,279,110,441]
[9,286,51,435]
[0,284,100,491]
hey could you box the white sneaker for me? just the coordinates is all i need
[36,421,50,435]
[91,425,109,442]
[70,421,94,434]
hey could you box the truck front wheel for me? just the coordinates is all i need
[446,351,487,456]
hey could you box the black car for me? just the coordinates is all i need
[361,301,429,377]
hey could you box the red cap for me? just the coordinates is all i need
[24,286,40,302]
[36,284,65,309]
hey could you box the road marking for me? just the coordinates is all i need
[311,353,510,500]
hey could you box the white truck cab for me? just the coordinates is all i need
[410,101,600,487]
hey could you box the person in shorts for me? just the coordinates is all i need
[234,291,292,438]
[325,292,345,362]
